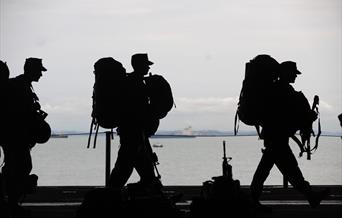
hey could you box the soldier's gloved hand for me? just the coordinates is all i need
[299,145,307,157]
[151,152,159,164]
[310,110,318,121]
[299,151,303,158]
[300,129,311,141]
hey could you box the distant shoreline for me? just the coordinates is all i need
[50,132,342,138]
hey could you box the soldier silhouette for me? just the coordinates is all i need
[250,61,330,213]
[76,54,178,218]
[109,53,162,194]
[3,58,47,217]
[0,60,10,215]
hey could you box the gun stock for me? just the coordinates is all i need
[222,140,232,179]
[306,95,320,160]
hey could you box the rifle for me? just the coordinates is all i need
[222,140,232,179]
[151,151,161,180]
[300,95,320,160]
[144,133,162,180]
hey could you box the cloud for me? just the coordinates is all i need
[317,100,334,111]
[44,96,239,117]
[41,97,91,116]
[40,97,91,131]
[174,97,238,114]
[2,0,340,132]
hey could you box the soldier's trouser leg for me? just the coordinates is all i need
[109,140,135,189]
[3,146,32,206]
[0,172,4,199]
[109,131,156,189]
[250,148,274,202]
[134,138,156,185]
[273,143,311,195]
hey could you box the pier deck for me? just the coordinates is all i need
[15,185,342,217]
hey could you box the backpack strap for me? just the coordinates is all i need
[0,146,4,168]
[234,110,239,136]
[87,118,95,149]
[255,125,262,139]
[291,135,305,157]
[305,95,321,156]
[311,99,321,153]
[313,116,321,152]
[93,123,100,149]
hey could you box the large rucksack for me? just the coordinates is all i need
[144,73,174,120]
[87,57,126,148]
[234,54,279,135]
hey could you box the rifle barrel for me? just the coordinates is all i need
[223,140,226,158]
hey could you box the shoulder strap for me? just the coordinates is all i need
[255,125,262,139]
[234,110,239,135]
[291,135,305,157]
[312,101,321,153]
[87,118,95,149]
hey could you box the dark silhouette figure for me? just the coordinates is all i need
[76,55,179,218]
[250,61,329,213]
[0,60,10,216]
[109,53,162,193]
[0,61,10,152]
[338,113,342,128]
[2,58,47,217]
[190,141,254,218]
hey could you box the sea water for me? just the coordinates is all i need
[29,135,342,186]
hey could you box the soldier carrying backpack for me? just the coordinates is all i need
[3,58,48,217]
[87,53,173,196]
[0,60,10,213]
[247,59,329,213]
[81,54,177,217]
[109,53,162,193]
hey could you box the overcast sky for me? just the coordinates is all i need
[0,0,341,133]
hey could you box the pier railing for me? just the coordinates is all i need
[46,131,342,187]
[105,131,111,187]
[101,131,294,188]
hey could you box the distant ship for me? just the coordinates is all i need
[151,126,196,138]
[182,126,193,136]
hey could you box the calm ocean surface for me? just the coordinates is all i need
[28,135,342,186]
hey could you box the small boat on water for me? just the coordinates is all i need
[152,143,163,148]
